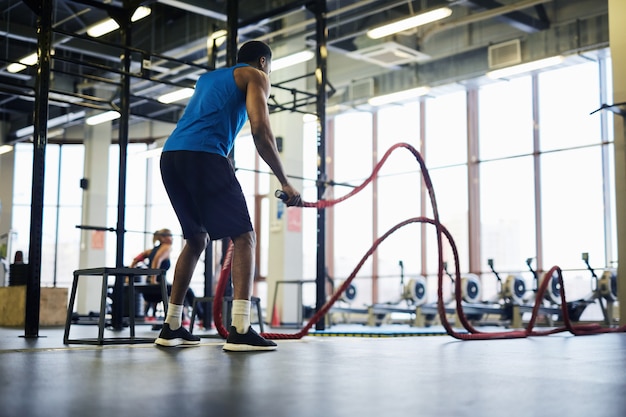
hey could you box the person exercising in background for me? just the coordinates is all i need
[156,40,302,350]
[132,229,203,325]
[130,229,173,281]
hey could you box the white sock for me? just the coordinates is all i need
[164,303,183,330]
[231,299,251,334]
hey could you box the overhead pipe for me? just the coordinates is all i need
[421,0,553,42]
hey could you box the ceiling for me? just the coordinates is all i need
[0,0,609,145]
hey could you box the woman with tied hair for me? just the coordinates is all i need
[130,228,173,281]
[131,229,204,325]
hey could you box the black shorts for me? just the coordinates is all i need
[160,151,253,240]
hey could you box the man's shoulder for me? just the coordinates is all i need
[233,65,268,89]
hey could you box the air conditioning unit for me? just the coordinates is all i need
[488,39,522,69]
[347,41,431,68]
[349,78,374,103]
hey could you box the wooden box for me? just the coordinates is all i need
[0,286,69,326]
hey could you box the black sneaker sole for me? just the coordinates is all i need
[222,342,277,352]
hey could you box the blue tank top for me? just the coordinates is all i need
[162,63,249,157]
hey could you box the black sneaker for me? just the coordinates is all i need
[155,323,200,347]
[223,326,277,352]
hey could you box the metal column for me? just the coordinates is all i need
[111,3,135,330]
[23,0,53,338]
[312,0,328,330]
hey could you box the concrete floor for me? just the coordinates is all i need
[1,323,626,417]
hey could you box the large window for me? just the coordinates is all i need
[11,143,84,287]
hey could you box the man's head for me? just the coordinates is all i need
[237,40,272,74]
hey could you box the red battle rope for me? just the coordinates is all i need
[212,142,626,340]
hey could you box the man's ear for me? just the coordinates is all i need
[258,56,266,70]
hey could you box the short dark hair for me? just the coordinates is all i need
[237,41,272,64]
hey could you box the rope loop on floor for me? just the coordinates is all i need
[212,142,625,340]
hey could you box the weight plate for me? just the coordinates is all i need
[504,275,526,304]
[405,276,427,306]
[341,282,357,303]
[462,274,482,304]
[598,269,618,302]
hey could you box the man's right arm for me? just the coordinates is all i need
[242,69,302,206]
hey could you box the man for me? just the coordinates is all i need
[156,40,302,351]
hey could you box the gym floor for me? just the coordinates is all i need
[1,323,625,417]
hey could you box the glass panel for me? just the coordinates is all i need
[479,156,536,298]
[58,145,85,206]
[125,144,148,207]
[333,111,373,305]
[12,144,32,205]
[109,143,147,206]
[40,206,58,287]
[107,146,119,207]
[376,102,422,302]
[423,90,468,301]
[260,197,269,277]
[234,134,256,196]
[539,61,602,151]
[302,119,318,281]
[608,144,617,266]
[54,206,82,287]
[107,144,147,268]
[10,202,31,263]
[44,145,60,206]
[147,152,180,239]
[541,147,605,269]
[425,166,468,274]
[425,91,467,167]
[479,76,533,159]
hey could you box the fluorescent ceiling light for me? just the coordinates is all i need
[48,128,65,138]
[86,111,121,125]
[367,7,452,39]
[272,50,315,71]
[7,51,44,73]
[20,52,38,66]
[368,86,430,106]
[208,29,228,48]
[15,111,85,138]
[302,113,318,123]
[486,56,565,79]
[87,20,119,37]
[0,145,14,156]
[7,63,27,73]
[87,6,151,37]
[158,88,195,104]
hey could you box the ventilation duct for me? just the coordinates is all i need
[488,39,522,69]
[349,78,374,103]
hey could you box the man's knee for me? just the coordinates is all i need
[233,231,256,249]
[187,233,209,253]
